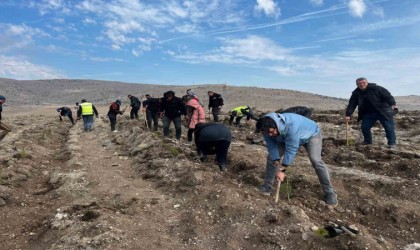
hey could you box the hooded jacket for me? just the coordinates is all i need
[208,93,224,108]
[107,100,123,118]
[186,98,206,129]
[194,123,231,146]
[346,83,396,121]
[263,112,320,166]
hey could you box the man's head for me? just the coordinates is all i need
[127,95,132,99]
[256,116,278,138]
[356,77,368,91]
[208,91,214,96]
[81,99,87,103]
[165,91,175,101]
[145,94,151,100]
[116,99,122,105]
[75,102,79,106]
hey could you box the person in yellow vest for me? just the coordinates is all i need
[229,106,256,126]
[77,99,99,132]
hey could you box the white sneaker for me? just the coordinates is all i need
[112,130,118,133]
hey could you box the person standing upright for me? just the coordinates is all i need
[128,94,141,119]
[144,94,160,131]
[160,91,186,140]
[0,95,11,142]
[77,99,99,132]
[345,77,398,148]
[186,95,206,143]
[208,91,224,122]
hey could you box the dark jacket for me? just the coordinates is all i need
[160,91,187,118]
[346,83,396,121]
[0,95,4,121]
[107,102,123,118]
[57,107,72,116]
[130,96,141,108]
[279,106,312,118]
[208,93,224,108]
[145,98,160,113]
[194,123,232,145]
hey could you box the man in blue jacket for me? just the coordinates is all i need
[256,112,337,206]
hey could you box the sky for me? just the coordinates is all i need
[0,0,419,98]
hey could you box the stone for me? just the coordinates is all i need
[0,198,6,206]
[0,185,12,199]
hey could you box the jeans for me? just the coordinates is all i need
[163,116,182,139]
[109,116,117,131]
[130,107,140,119]
[197,140,230,168]
[261,134,335,195]
[361,112,396,145]
[229,116,243,126]
[211,107,221,122]
[82,115,94,131]
[146,111,159,131]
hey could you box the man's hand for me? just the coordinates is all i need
[276,171,286,182]
[345,116,351,122]
[391,105,397,110]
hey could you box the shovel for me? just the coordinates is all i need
[345,120,349,146]
[275,180,281,203]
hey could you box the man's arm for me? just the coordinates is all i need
[281,124,300,166]
[263,134,281,162]
[77,106,82,118]
[92,105,99,116]
[345,93,358,120]
[378,86,396,107]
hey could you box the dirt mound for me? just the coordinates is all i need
[0,110,419,249]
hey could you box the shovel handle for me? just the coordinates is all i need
[275,181,281,203]
[345,120,349,146]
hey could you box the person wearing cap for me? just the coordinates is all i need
[160,91,187,140]
[57,106,75,125]
[77,99,99,132]
[0,95,11,142]
[144,94,160,131]
[229,106,255,126]
[194,123,231,172]
[208,91,224,122]
[107,99,123,132]
[255,113,337,206]
[345,77,398,148]
[127,94,141,119]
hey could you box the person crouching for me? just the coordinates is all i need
[107,99,123,132]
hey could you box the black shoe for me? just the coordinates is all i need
[218,164,227,172]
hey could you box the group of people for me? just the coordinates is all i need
[2,77,399,206]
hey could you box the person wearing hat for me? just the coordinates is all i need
[57,106,75,125]
[0,95,11,142]
[255,113,337,206]
[107,99,123,132]
[229,106,256,126]
[77,99,99,132]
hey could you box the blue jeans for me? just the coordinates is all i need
[261,134,335,195]
[361,112,396,145]
[82,115,94,131]
[163,116,182,139]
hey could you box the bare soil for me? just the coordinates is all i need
[0,108,419,249]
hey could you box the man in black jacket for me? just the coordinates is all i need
[194,123,231,172]
[208,91,224,122]
[128,94,141,119]
[0,95,11,142]
[144,94,160,131]
[160,91,186,140]
[345,77,398,148]
[57,106,75,125]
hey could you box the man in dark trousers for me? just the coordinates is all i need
[144,94,160,131]
[128,94,141,119]
[345,77,398,148]
[194,123,232,172]
[77,99,99,132]
[57,106,75,125]
[160,91,186,140]
[0,95,11,142]
[107,99,123,132]
[208,91,224,122]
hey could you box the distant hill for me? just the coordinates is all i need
[0,78,418,111]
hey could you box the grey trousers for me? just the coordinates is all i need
[262,134,335,195]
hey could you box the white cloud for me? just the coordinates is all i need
[348,0,366,18]
[254,0,281,18]
[309,0,324,6]
[0,55,66,79]
[83,18,97,25]
[30,0,71,15]
[0,24,49,52]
